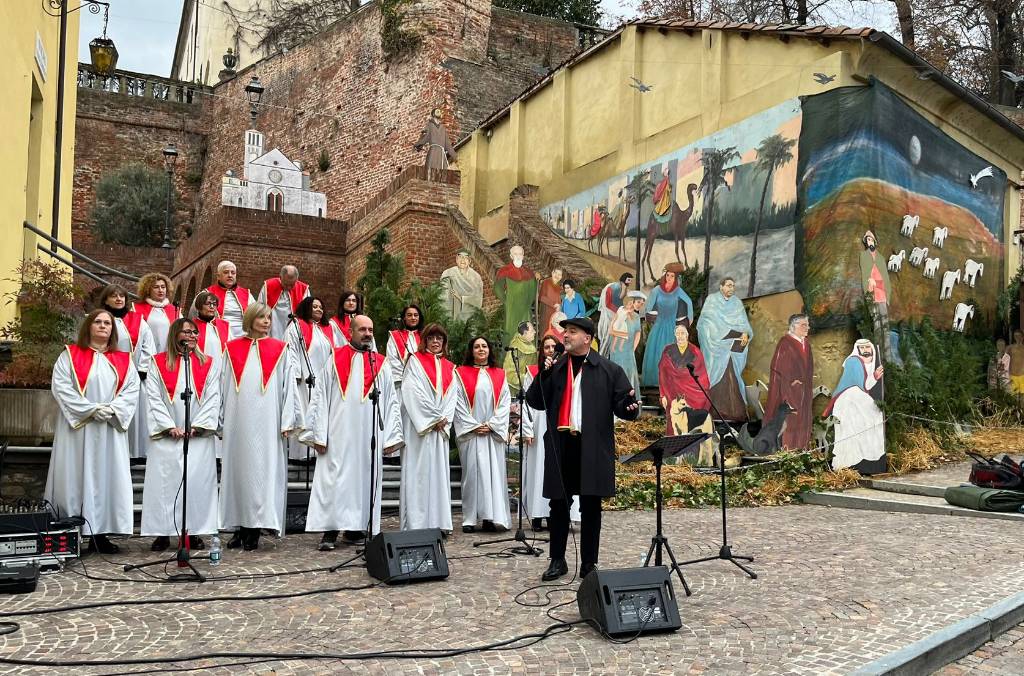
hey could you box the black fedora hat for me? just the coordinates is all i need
[559,316,595,336]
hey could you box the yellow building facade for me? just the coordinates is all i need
[0,3,80,328]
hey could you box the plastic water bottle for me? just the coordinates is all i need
[209,535,222,566]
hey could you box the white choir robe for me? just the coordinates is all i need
[329,317,378,352]
[400,354,457,531]
[257,284,311,341]
[219,339,301,535]
[285,321,334,460]
[141,354,221,537]
[220,287,252,340]
[113,315,156,460]
[133,303,176,459]
[519,370,580,522]
[300,350,403,535]
[454,369,512,528]
[45,349,139,536]
[386,331,419,385]
[195,318,228,459]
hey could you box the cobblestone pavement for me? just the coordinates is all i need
[1,505,1023,675]
[936,624,1024,675]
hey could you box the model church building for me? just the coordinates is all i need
[221,128,327,217]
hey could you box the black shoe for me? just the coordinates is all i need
[382,456,401,466]
[541,558,568,582]
[531,518,545,532]
[226,530,243,549]
[341,530,365,544]
[189,536,205,550]
[580,562,597,579]
[150,536,170,552]
[90,534,119,555]
[242,528,260,551]
[462,525,476,534]
[319,531,339,551]
[482,520,497,533]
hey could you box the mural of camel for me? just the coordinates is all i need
[642,182,698,284]
[590,190,632,261]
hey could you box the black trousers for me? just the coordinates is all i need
[547,432,603,567]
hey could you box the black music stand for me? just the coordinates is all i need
[623,432,709,597]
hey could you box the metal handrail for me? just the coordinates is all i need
[23,221,140,282]
[36,245,139,299]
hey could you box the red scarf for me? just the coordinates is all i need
[412,351,454,396]
[389,329,419,361]
[263,278,308,310]
[298,319,334,352]
[332,345,379,400]
[527,364,540,379]
[496,262,534,282]
[120,311,144,351]
[225,337,287,391]
[207,284,251,316]
[133,302,180,323]
[66,345,131,395]
[331,315,353,343]
[556,359,577,431]
[155,353,214,402]
[455,366,505,410]
[194,316,230,355]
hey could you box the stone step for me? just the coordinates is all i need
[801,487,1024,522]
[130,480,462,493]
[857,478,949,498]
[131,498,463,515]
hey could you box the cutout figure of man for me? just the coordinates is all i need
[440,251,484,321]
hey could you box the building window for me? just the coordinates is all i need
[317,208,323,218]
[266,190,283,212]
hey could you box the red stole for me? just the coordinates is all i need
[298,320,334,352]
[455,366,505,409]
[120,311,144,351]
[527,364,540,379]
[207,284,251,316]
[195,317,229,354]
[331,315,353,343]
[412,352,455,396]
[133,302,180,323]
[332,345,377,400]
[66,345,131,395]
[496,262,534,283]
[225,337,287,391]
[263,278,308,310]
[389,330,419,361]
[155,353,213,402]
[556,359,577,431]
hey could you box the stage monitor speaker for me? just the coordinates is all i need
[365,529,449,584]
[576,566,682,636]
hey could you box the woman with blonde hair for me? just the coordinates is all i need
[45,310,139,554]
[141,318,221,552]
[219,302,301,550]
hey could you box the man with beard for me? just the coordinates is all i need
[502,321,538,396]
[301,316,403,550]
[494,245,538,345]
[859,231,892,361]
[696,277,752,422]
[824,339,886,474]
[206,260,252,340]
[764,314,814,450]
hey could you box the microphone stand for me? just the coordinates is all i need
[124,345,209,582]
[474,347,545,556]
[678,363,757,579]
[289,314,316,491]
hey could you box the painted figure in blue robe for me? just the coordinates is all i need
[559,279,586,319]
[641,264,693,388]
[696,276,752,421]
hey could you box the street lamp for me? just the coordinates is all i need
[162,143,178,249]
[245,75,265,125]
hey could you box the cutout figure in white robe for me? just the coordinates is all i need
[141,351,221,538]
[219,336,301,536]
[454,364,512,529]
[824,339,887,474]
[400,350,457,531]
[520,365,580,526]
[46,345,139,537]
[301,345,403,536]
[285,319,335,460]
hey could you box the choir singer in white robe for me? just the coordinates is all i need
[257,265,310,340]
[285,296,335,461]
[400,323,457,534]
[141,319,221,552]
[454,337,511,533]
[46,310,139,554]
[301,315,403,550]
[131,273,181,459]
[220,302,301,551]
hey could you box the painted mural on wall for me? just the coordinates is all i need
[539,99,801,298]
[797,82,1005,333]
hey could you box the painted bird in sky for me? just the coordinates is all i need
[970,166,994,189]
[813,72,836,84]
[628,76,653,93]
[1002,70,1024,85]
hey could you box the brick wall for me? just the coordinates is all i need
[74,242,175,304]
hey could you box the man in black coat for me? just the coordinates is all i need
[525,316,640,581]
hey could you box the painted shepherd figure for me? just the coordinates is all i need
[597,273,633,354]
[538,268,564,337]
[824,339,886,474]
[859,231,893,362]
[764,314,814,450]
[697,276,752,421]
[440,251,484,322]
[494,245,538,345]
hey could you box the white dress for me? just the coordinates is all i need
[113,313,155,460]
[140,354,221,537]
[285,321,334,461]
[133,302,177,459]
[300,348,403,535]
[45,348,139,536]
[454,367,511,528]
[520,370,580,522]
[218,338,301,534]
[400,353,457,531]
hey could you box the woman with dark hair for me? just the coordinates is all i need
[189,290,230,365]
[386,304,424,389]
[330,290,363,348]
[285,296,334,460]
[45,310,139,554]
[400,323,457,533]
[454,336,511,533]
[140,318,220,552]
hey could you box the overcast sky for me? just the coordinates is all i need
[77,0,898,78]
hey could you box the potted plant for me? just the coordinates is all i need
[0,259,84,445]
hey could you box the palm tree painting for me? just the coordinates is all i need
[748,134,796,296]
[698,146,740,272]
